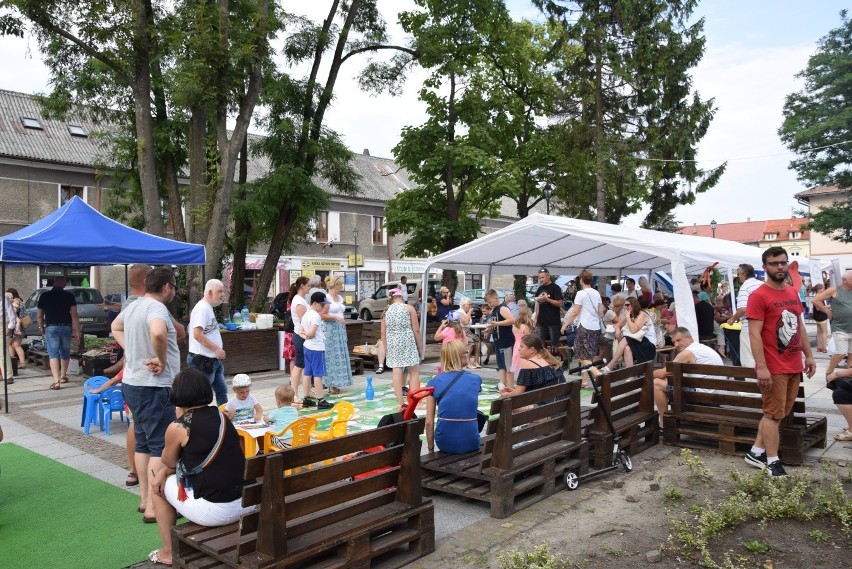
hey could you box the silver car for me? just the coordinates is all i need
[21,287,112,337]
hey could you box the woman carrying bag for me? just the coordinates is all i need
[425,341,482,454]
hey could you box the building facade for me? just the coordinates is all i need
[794,185,852,257]
[0,90,519,305]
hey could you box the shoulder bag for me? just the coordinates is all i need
[436,370,488,433]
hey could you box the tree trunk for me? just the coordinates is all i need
[594,30,606,223]
[203,0,269,281]
[231,137,250,309]
[131,0,164,236]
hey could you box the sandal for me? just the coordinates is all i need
[49,382,61,390]
[126,472,139,486]
[148,549,172,566]
[59,376,69,384]
[375,366,384,374]
[834,430,852,441]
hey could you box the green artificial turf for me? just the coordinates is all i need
[0,443,159,568]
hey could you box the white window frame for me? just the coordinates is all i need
[58,185,87,208]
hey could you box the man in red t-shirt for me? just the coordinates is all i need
[745,246,816,477]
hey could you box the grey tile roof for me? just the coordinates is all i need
[0,89,521,218]
[0,89,112,167]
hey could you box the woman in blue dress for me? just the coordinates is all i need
[425,340,482,454]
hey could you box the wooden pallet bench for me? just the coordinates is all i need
[584,362,659,469]
[420,381,589,519]
[662,362,827,465]
[349,323,381,371]
[172,419,434,569]
[27,349,50,369]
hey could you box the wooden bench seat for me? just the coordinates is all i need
[420,381,588,519]
[662,362,827,465]
[172,419,434,569]
[583,362,659,469]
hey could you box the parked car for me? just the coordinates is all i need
[357,279,441,321]
[21,287,111,337]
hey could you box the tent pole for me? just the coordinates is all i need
[2,263,8,413]
[727,267,736,311]
[124,264,129,297]
[419,268,429,350]
[486,265,493,292]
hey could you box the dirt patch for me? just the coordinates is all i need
[419,445,851,569]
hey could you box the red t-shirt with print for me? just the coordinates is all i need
[745,284,804,374]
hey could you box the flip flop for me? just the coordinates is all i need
[59,376,69,384]
[137,505,146,513]
[147,550,172,566]
[49,382,61,390]
[126,472,139,486]
[143,515,157,523]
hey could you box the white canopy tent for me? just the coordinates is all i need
[421,213,825,342]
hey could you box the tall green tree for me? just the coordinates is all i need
[1,0,278,293]
[533,0,724,225]
[779,10,852,190]
[246,0,418,310]
[387,0,516,271]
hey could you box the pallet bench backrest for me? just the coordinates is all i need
[237,418,425,562]
[482,381,580,473]
[668,362,808,419]
[589,362,655,432]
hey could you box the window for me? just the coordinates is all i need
[464,273,483,289]
[789,231,801,239]
[68,124,88,137]
[59,185,85,207]
[763,233,777,240]
[243,270,261,300]
[372,216,385,245]
[316,211,329,242]
[21,117,42,130]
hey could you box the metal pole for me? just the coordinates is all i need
[2,263,8,413]
[353,228,359,303]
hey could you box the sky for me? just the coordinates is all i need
[0,0,847,228]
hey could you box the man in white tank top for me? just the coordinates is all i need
[653,327,723,427]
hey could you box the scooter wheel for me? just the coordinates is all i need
[565,471,579,490]
[619,450,633,472]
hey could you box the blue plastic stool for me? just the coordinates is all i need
[81,376,110,435]
[100,386,129,436]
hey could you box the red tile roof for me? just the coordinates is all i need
[676,220,766,243]
[676,218,810,244]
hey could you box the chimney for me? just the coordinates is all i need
[747,217,750,222]
[363,148,370,156]
[692,223,697,234]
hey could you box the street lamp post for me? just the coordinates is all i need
[710,219,717,238]
[353,227,359,301]
[543,183,553,215]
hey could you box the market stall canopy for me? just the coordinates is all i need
[422,213,828,342]
[426,213,767,275]
[0,196,205,266]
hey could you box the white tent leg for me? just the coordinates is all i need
[672,260,698,340]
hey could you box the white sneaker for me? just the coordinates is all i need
[497,383,506,391]
[599,366,612,374]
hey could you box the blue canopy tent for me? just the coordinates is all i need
[1,196,206,411]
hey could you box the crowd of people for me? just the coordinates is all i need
[6,247,852,564]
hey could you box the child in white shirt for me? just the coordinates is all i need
[299,292,332,409]
[224,374,263,423]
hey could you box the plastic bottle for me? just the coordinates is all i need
[365,375,375,401]
[241,305,250,324]
[233,310,242,325]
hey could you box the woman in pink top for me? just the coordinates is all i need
[434,313,467,345]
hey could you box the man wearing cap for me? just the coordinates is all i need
[188,279,228,405]
[297,291,333,409]
[534,268,563,350]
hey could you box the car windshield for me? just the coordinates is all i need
[73,289,104,304]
